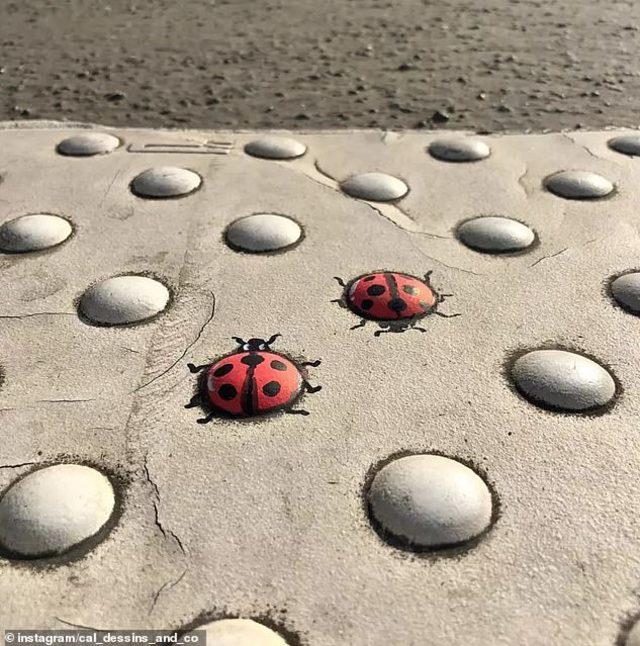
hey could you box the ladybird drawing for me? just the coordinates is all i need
[333,270,459,336]
[185,334,321,422]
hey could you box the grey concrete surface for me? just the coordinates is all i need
[2,122,640,645]
[2,0,640,132]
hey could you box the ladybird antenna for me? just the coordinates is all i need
[265,333,281,347]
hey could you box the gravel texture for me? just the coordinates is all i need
[1,0,639,132]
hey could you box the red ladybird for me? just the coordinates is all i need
[333,270,459,336]
[186,334,321,422]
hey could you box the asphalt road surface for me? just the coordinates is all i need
[1,0,639,132]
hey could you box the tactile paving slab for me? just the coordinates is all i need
[2,121,640,645]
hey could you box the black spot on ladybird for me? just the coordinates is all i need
[388,298,407,312]
[367,284,386,296]
[213,363,233,377]
[270,360,287,371]
[218,383,238,400]
[263,381,281,397]
[241,354,265,367]
[361,299,374,310]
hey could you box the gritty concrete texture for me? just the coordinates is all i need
[457,216,535,253]
[0,464,115,558]
[187,619,290,645]
[511,349,616,412]
[225,214,303,253]
[79,275,170,325]
[244,136,307,161]
[544,169,615,200]
[56,132,121,157]
[367,454,493,549]
[2,0,640,133]
[130,166,202,199]
[0,213,73,253]
[3,123,640,645]
[428,137,491,162]
[340,172,408,202]
[611,273,640,315]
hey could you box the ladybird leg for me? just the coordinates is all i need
[437,293,453,303]
[423,270,434,286]
[435,311,461,318]
[374,328,390,337]
[303,381,322,393]
[187,363,209,373]
[184,394,202,409]
[288,408,310,416]
[331,298,348,310]
[196,411,216,424]
[333,276,346,287]
[350,319,367,331]
[301,359,321,367]
[412,326,427,333]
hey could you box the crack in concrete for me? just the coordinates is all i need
[529,247,569,267]
[309,158,345,193]
[562,133,602,161]
[312,158,423,233]
[121,346,143,355]
[99,169,122,209]
[144,456,187,557]
[148,567,188,616]
[299,159,481,274]
[0,312,75,320]
[287,157,431,234]
[34,398,96,404]
[286,156,453,240]
[0,461,36,470]
[364,200,450,239]
[56,617,105,631]
[135,289,215,392]
[528,237,598,269]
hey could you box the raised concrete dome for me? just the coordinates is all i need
[0,464,115,558]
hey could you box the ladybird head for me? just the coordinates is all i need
[232,333,281,351]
